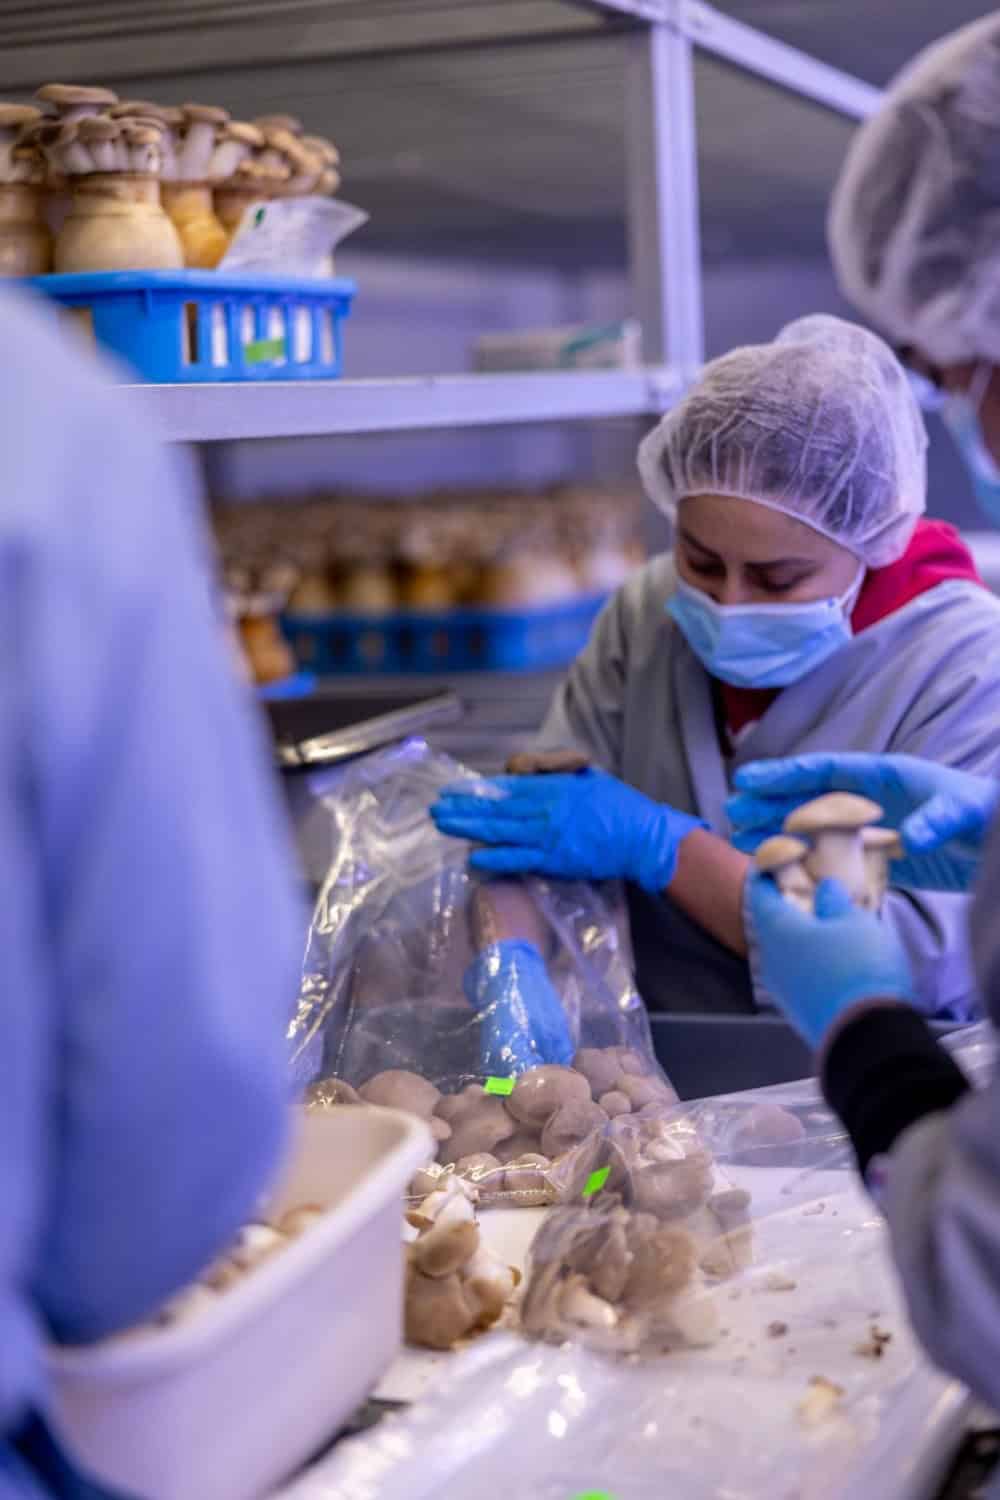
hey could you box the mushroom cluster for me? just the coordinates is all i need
[306,1050,677,1207]
[404,1176,520,1349]
[755,792,902,913]
[520,1204,721,1355]
[23,85,183,273]
[562,1111,754,1276]
[0,85,343,276]
[215,113,341,248]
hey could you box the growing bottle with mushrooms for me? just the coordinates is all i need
[29,85,183,273]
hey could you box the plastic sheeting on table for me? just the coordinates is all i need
[282,1043,988,1500]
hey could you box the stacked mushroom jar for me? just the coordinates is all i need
[0,86,343,276]
[754,792,902,913]
[24,86,183,273]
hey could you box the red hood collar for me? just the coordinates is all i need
[719,519,983,737]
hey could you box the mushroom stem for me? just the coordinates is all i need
[804,828,868,901]
[161,181,229,268]
[860,828,903,912]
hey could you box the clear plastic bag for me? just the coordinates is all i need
[289,738,676,1201]
[285,1067,965,1500]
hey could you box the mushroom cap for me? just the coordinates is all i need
[754,834,810,872]
[573,1047,623,1099]
[227,121,266,148]
[0,104,41,128]
[76,117,122,142]
[506,746,590,776]
[784,792,883,836]
[540,1097,607,1158]
[436,1092,515,1166]
[358,1069,440,1119]
[37,84,118,109]
[255,112,304,136]
[863,826,903,856]
[109,101,180,125]
[493,1128,543,1164]
[301,134,341,165]
[182,103,231,125]
[507,1064,592,1126]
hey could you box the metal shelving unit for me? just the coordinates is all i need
[121,0,883,443]
[133,368,684,443]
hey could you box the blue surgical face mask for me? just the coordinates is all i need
[667,566,865,688]
[942,363,1000,525]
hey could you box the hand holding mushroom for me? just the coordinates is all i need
[730,752,998,893]
[746,870,916,1049]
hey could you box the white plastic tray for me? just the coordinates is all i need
[46,1106,433,1500]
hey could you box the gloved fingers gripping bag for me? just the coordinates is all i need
[289,738,677,1203]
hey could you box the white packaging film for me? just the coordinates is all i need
[279,1030,997,1499]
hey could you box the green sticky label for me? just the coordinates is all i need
[582,1166,610,1199]
[244,336,286,364]
[572,1492,615,1499]
[484,1076,515,1096]
[254,206,266,228]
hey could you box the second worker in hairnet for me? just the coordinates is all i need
[433,313,1000,1019]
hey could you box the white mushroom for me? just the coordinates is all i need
[861,826,903,912]
[35,83,118,126]
[176,103,230,182]
[76,116,123,175]
[784,793,883,904]
[754,834,814,912]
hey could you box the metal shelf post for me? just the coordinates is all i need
[625,19,704,376]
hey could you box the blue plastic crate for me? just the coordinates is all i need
[283,593,607,675]
[28,270,356,383]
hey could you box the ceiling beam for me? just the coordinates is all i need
[0,1,616,91]
[567,0,883,120]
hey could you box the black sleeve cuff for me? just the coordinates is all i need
[822,1006,970,1174]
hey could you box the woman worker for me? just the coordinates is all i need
[433,312,1000,1020]
[724,13,1000,1416]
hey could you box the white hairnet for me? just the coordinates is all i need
[829,13,1000,367]
[637,314,927,566]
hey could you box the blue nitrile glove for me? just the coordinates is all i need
[747,872,916,1049]
[463,940,575,1075]
[728,753,998,893]
[432,770,706,893]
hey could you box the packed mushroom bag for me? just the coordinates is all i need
[293,739,678,1205]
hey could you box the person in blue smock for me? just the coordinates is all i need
[0,291,301,1499]
[432,314,1000,1021]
